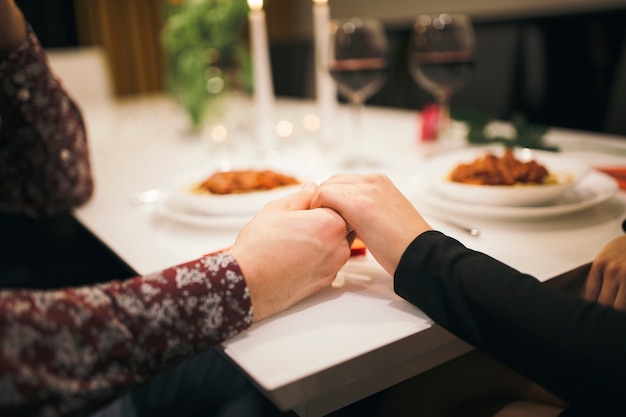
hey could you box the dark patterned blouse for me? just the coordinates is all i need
[0,26,254,417]
[0,24,92,218]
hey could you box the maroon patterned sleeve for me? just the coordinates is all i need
[0,23,93,218]
[0,251,254,417]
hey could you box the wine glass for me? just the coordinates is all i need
[328,17,389,168]
[408,13,475,141]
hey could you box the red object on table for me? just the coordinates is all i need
[595,167,626,190]
[420,103,440,142]
[350,237,367,257]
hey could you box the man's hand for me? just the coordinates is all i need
[229,182,352,322]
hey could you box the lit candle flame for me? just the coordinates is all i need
[248,0,263,11]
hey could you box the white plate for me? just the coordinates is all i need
[425,146,590,206]
[153,196,253,229]
[409,169,618,219]
[170,170,303,216]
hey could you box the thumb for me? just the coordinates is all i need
[277,181,318,211]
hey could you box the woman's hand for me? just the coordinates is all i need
[311,174,432,276]
[583,235,626,311]
[229,183,352,322]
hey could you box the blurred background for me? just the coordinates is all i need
[15,0,626,135]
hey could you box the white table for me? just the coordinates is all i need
[74,94,626,416]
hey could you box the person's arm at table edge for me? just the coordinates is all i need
[0,181,350,416]
[0,251,253,416]
[395,230,626,412]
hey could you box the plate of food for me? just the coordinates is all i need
[424,146,590,207]
[410,169,618,219]
[170,168,303,216]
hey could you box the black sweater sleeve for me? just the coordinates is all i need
[394,230,626,413]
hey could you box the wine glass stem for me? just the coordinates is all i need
[350,99,363,149]
[339,98,372,168]
[435,90,451,138]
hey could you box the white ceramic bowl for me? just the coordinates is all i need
[425,147,590,207]
[170,170,303,216]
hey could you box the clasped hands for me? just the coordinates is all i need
[229,173,431,322]
[230,172,626,323]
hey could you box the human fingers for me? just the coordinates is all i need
[595,275,619,308]
[315,173,430,235]
[298,207,353,284]
[312,174,395,223]
[612,285,626,312]
[265,181,318,212]
[248,208,351,321]
[313,173,431,275]
[583,235,626,308]
[583,257,620,307]
[582,264,602,302]
[230,205,350,322]
[585,261,626,309]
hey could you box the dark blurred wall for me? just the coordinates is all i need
[16,0,78,48]
[350,9,626,135]
[13,0,626,135]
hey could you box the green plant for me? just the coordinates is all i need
[455,110,558,151]
[161,0,252,130]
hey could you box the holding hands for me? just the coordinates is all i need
[240,172,626,322]
[229,182,352,322]
[311,174,432,276]
[230,174,430,322]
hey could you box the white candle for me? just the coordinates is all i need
[248,0,276,151]
[312,0,337,143]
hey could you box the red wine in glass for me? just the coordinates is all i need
[328,18,389,167]
[410,51,474,97]
[329,57,388,103]
[408,14,475,140]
